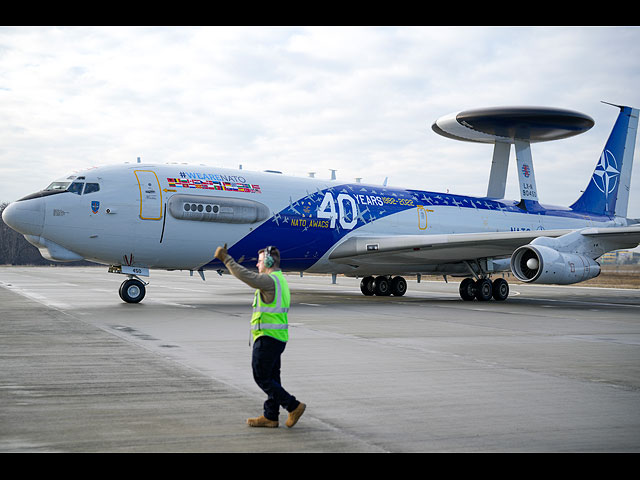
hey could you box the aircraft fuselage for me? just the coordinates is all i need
[11,163,621,277]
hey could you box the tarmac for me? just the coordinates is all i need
[1,266,640,452]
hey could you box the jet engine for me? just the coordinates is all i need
[510,244,600,285]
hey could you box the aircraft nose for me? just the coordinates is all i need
[2,198,45,236]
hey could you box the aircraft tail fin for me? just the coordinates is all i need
[570,104,638,217]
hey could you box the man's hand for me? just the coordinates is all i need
[214,244,228,261]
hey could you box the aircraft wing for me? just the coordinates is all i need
[328,226,640,266]
[579,225,640,242]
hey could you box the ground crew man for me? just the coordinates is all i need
[214,244,306,428]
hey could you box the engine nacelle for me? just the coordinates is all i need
[511,244,600,284]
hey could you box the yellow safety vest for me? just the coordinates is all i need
[251,270,290,343]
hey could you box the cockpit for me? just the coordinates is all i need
[18,175,100,201]
[45,175,101,195]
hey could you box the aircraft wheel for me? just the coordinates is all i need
[492,278,509,301]
[360,276,375,296]
[374,276,391,296]
[459,278,476,301]
[119,279,146,303]
[475,278,493,301]
[391,276,407,296]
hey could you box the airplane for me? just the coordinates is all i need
[3,103,640,304]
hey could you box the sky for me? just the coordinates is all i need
[1,26,640,217]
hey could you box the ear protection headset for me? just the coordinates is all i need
[263,246,275,268]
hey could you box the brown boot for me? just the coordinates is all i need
[285,402,306,428]
[246,415,279,428]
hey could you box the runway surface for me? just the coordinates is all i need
[1,266,639,452]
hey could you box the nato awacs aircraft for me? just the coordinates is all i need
[3,103,640,303]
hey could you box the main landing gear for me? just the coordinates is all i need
[458,277,509,301]
[359,274,509,301]
[360,275,407,297]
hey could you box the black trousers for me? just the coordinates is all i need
[251,335,299,421]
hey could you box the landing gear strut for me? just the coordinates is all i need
[360,275,407,296]
[459,277,509,301]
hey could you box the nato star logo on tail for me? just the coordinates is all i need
[592,149,620,197]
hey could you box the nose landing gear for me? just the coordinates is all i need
[109,265,149,303]
[119,277,146,303]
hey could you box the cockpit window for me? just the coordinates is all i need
[67,182,84,195]
[18,178,96,202]
[45,181,72,191]
[83,183,100,194]
[41,180,99,195]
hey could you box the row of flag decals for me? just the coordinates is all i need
[167,178,261,193]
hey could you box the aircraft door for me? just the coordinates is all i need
[417,205,433,231]
[134,170,163,220]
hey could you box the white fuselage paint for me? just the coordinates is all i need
[29,163,622,276]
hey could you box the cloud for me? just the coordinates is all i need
[1,26,639,216]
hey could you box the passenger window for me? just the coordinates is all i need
[67,182,84,195]
[84,183,100,194]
